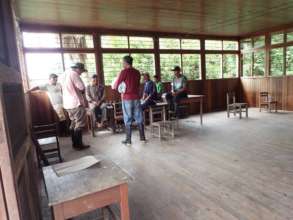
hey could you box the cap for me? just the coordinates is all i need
[71,62,87,72]
[171,66,181,71]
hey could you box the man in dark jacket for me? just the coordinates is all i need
[113,55,146,145]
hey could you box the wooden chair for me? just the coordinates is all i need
[32,123,62,164]
[259,92,278,112]
[112,102,124,133]
[150,103,176,139]
[227,92,248,119]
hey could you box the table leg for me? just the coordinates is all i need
[53,204,65,220]
[200,98,203,125]
[119,184,130,220]
[246,105,248,117]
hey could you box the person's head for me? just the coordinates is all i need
[171,66,181,78]
[49,73,58,85]
[153,75,160,83]
[122,55,133,69]
[91,74,98,85]
[71,62,87,75]
[143,73,150,82]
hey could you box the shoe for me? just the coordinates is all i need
[140,137,147,142]
[122,139,131,146]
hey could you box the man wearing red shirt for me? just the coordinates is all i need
[114,55,145,145]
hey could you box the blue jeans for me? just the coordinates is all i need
[122,99,144,141]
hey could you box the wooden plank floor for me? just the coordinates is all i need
[48,108,293,220]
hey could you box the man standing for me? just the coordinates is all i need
[165,66,188,116]
[141,73,157,110]
[86,74,107,125]
[61,62,90,150]
[114,55,145,145]
[29,74,67,135]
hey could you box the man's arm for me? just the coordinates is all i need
[113,70,126,90]
[72,72,85,91]
[86,86,95,103]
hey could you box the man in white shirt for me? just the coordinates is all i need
[61,63,90,150]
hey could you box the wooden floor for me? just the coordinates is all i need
[46,108,293,220]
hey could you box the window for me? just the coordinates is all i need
[129,37,154,49]
[223,54,238,78]
[23,32,60,48]
[63,53,96,85]
[287,31,293,42]
[160,54,181,81]
[101,35,128,48]
[205,54,222,79]
[131,53,155,75]
[182,54,201,80]
[286,46,293,75]
[253,50,265,76]
[253,36,265,48]
[223,41,238,50]
[271,32,284,45]
[61,34,94,48]
[240,38,252,50]
[205,40,222,50]
[159,38,180,49]
[181,39,200,50]
[102,53,126,85]
[270,48,284,76]
[242,53,252,77]
[25,53,63,87]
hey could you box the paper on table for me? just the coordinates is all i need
[53,155,101,177]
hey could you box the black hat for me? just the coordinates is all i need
[71,62,87,72]
[171,66,181,71]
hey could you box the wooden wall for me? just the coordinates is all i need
[0,0,41,219]
[240,76,293,110]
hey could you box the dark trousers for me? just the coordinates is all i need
[141,99,156,110]
[165,91,188,116]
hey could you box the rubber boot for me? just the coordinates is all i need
[122,126,131,146]
[74,129,90,150]
[138,124,146,142]
[70,129,77,149]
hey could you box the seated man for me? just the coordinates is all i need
[86,74,107,126]
[165,66,188,116]
[29,73,68,135]
[141,73,158,110]
[154,74,164,100]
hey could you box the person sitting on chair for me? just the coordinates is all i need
[29,73,68,136]
[86,74,107,126]
[165,66,188,116]
[141,73,157,110]
[154,74,164,100]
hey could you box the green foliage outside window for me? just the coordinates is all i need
[287,32,293,42]
[223,54,238,78]
[270,48,284,76]
[131,53,155,75]
[102,53,126,85]
[271,33,284,45]
[159,38,180,49]
[253,50,265,76]
[182,54,201,80]
[253,36,265,48]
[242,53,252,77]
[160,54,181,81]
[206,54,222,79]
[286,46,293,75]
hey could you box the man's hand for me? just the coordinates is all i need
[172,91,177,96]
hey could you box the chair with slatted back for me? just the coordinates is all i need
[112,102,124,133]
[32,123,62,164]
[227,92,248,119]
[259,92,278,112]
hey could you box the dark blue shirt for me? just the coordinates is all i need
[143,80,157,100]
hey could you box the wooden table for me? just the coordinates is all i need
[179,94,204,125]
[43,155,130,220]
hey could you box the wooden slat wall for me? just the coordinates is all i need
[240,76,293,110]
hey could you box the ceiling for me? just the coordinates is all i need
[14,0,293,37]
